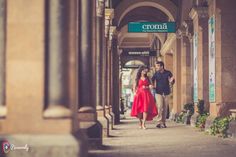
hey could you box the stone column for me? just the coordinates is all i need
[173,37,182,114]
[77,0,103,148]
[0,0,6,117]
[104,9,114,130]
[95,0,104,112]
[106,46,114,129]
[208,0,236,116]
[98,8,112,136]
[44,0,71,118]
[78,0,95,113]
[112,35,120,124]
[182,36,192,104]
[95,0,109,138]
[178,20,194,107]
[107,26,116,130]
[189,7,209,109]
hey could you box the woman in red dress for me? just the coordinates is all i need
[131,66,158,129]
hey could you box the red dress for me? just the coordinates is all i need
[131,78,158,121]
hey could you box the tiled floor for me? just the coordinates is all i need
[89,112,236,157]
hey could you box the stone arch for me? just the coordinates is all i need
[114,0,177,27]
[124,60,145,67]
[121,56,150,69]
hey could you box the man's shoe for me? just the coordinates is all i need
[156,123,162,128]
[162,124,167,128]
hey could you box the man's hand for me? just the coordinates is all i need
[169,76,175,84]
[149,85,154,88]
[169,76,174,82]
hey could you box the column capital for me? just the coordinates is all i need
[109,26,116,40]
[177,19,194,40]
[96,0,105,17]
[104,9,114,38]
[176,24,188,39]
[105,8,114,20]
[189,7,208,20]
[183,20,193,40]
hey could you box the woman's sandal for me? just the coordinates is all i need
[142,122,147,130]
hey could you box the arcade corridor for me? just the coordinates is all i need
[1,0,236,157]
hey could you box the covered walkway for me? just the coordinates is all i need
[89,111,236,157]
[1,0,236,156]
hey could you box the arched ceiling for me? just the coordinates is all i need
[117,6,168,31]
[112,0,179,8]
[112,0,177,52]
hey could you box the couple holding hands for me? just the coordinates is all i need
[131,61,175,130]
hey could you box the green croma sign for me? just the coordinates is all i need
[128,22,176,33]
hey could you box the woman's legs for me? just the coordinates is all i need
[142,112,147,129]
[138,113,142,128]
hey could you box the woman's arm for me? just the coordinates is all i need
[133,83,137,93]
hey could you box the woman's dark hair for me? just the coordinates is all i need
[135,65,149,87]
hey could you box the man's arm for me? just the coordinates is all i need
[168,72,175,85]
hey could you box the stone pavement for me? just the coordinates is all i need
[89,111,236,157]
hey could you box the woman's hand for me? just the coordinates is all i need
[142,85,149,89]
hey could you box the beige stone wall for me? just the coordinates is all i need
[172,38,182,113]
[208,0,236,116]
[217,0,236,102]
[164,53,173,72]
[163,53,174,111]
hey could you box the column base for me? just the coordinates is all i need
[0,134,87,157]
[204,116,216,132]
[113,111,120,125]
[78,106,96,122]
[0,106,7,118]
[97,108,109,137]
[79,121,102,149]
[183,114,191,125]
[215,102,236,117]
[105,106,114,130]
[43,105,72,118]
[190,113,199,127]
[169,111,178,121]
[77,106,102,149]
[228,120,236,138]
